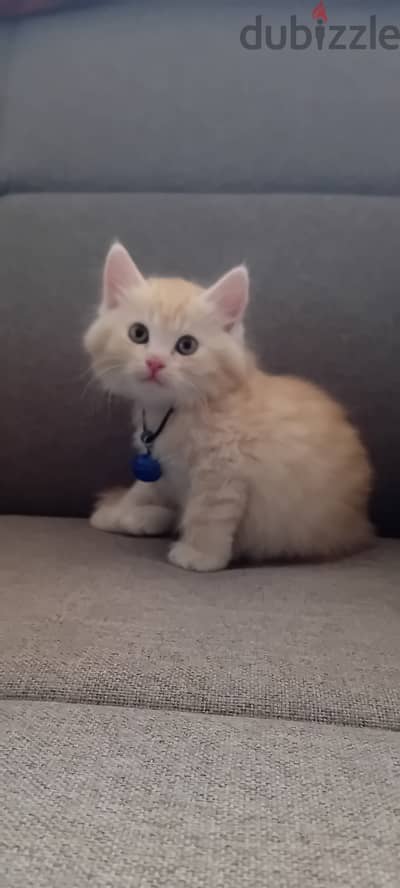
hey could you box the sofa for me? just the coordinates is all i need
[0,2,399,886]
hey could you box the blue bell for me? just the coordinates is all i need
[131,452,162,483]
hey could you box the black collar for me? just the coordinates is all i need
[140,407,174,452]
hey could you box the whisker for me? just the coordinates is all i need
[79,364,124,404]
[74,366,95,383]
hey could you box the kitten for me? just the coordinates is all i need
[84,241,373,572]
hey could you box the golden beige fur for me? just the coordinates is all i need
[84,242,373,571]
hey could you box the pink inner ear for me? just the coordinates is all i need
[102,242,145,309]
[205,265,249,327]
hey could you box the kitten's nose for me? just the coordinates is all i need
[146,357,165,377]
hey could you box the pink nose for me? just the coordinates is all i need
[146,357,165,377]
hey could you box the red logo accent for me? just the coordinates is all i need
[312,1,328,23]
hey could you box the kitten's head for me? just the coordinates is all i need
[84,242,251,408]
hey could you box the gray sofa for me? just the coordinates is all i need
[1,2,399,886]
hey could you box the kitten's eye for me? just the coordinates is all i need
[175,335,198,356]
[128,323,149,344]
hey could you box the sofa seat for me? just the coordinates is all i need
[1,701,400,888]
[1,517,399,732]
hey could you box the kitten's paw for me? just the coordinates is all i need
[168,542,228,572]
[123,506,174,537]
[90,488,126,532]
[90,501,121,533]
[91,502,174,537]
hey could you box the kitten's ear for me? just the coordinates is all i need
[204,265,249,329]
[102,241,145,310]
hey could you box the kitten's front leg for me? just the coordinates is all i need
[168,474,245,572]
[90,481,175,537]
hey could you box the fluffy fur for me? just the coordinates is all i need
[84,242,373,572]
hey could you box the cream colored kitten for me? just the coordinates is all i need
[84,242,373,572]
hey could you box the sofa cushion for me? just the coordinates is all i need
[1,700,400,888]
[0,193,399,533]
[1,517,399,730]
[0,2,399,194]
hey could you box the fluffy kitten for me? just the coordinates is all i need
[84,241,373,572]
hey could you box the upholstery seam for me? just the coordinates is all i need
[2,189,400,200]
[0,692,399,734]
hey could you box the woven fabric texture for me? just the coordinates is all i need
[1,517,399,730]
[1,701,400,888]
